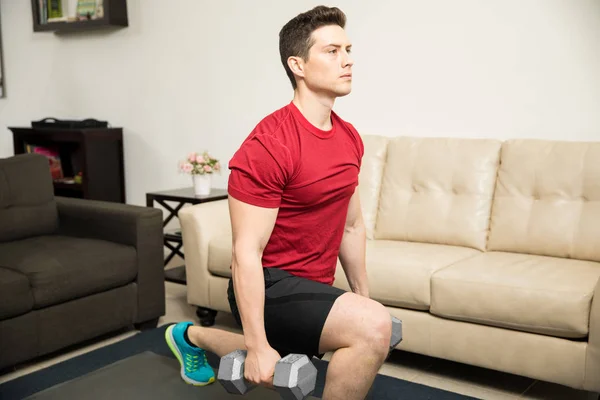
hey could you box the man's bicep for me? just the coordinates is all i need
[228,195,278,261]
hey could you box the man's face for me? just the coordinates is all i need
[298,25,354,97]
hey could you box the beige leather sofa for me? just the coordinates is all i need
[179,135,600,394]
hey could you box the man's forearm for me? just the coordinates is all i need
[231,254,270,350]
[338,222,369,297]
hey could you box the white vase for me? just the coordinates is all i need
[66,0,78,18]
[192,174,211,196]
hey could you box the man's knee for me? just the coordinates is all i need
[337,293,391,356]
[359,301,392,356]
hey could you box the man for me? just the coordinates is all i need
[166,6,393,400]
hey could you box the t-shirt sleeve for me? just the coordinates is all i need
[346,122,365,168]
[227,134,293,208]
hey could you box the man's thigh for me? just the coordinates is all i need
[262,268,347,359]
[228,267,346,359]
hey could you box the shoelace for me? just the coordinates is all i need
[185,353,201,372]
[184,352,208,373]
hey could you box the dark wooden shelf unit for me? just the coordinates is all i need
[31,0,128,33]
[9,126,126,203]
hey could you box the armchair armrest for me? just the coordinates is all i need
[56,196,165,324]
[585,275,600,392]
[178,199,231,308]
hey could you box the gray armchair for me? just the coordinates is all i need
[0,153,165,371]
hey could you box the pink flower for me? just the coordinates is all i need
[182,162,193,173]
[203,165,212,172]
[187,152,196,162]
[214,162,220,171]
[196,155,206,164]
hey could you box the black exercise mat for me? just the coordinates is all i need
[25,351,315,400]
[0,323,479,400]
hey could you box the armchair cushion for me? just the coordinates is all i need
[207,233,233,278]
[431,251,600,339]
[0,153,58,242]
[0,235,137,309]
[0,266,34,319]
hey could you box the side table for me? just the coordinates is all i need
[146,187,228,284]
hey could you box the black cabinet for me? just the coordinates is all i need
[9,127,126,203]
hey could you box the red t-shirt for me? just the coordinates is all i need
[228,101,364,285]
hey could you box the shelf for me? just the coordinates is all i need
[31,0,128,33]
[9,126,125,203]
[164,229,182,243]
[34,18,127,33]
[9,127,123,142]
[53,181,83,190]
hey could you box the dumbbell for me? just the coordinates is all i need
[218,349,317,400]
[389,316,403,352]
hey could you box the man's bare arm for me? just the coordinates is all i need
[228,196,278,350]
[338,188,369,297]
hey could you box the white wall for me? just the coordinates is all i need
[0,0,599,206]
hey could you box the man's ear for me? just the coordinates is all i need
[287,56,305,79]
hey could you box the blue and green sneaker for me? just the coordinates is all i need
[165,321,215,386]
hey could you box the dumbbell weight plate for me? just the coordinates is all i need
[390,316,403,350]
[218,349,254,394]
[274,353,318,400]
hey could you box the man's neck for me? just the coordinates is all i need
[292,89,335,131]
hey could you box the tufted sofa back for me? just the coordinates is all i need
[487,139,600,262]
[358,135,502,251]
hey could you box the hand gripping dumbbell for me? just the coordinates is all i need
[389,316,403,353]
[218,349,317,400]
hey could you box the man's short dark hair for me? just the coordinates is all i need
[279,6,347,90]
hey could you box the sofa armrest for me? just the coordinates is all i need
[178,199,231,308]
[585,275,600,392]
[56,196,165,323]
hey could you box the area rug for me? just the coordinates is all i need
[0,323,479,400]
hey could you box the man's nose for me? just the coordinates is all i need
[343,51,354,67]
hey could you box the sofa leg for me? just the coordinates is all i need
[196,307,217,327]
[135,317,159,331]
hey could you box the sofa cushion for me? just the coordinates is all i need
[0,266,34,319]
[333,240,480,310]
[0,153,58,242]
[374,137,501,251]
[207,233,233,278]
[488,139,600,262]
[207,234,482,311]
[0,235,137,309]
[357,135,389,239]
[430,251,600,339]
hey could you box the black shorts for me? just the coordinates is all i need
[227,267,347,360]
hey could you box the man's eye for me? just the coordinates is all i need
[329,49,337,54]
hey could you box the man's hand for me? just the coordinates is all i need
[244,345,281,389]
